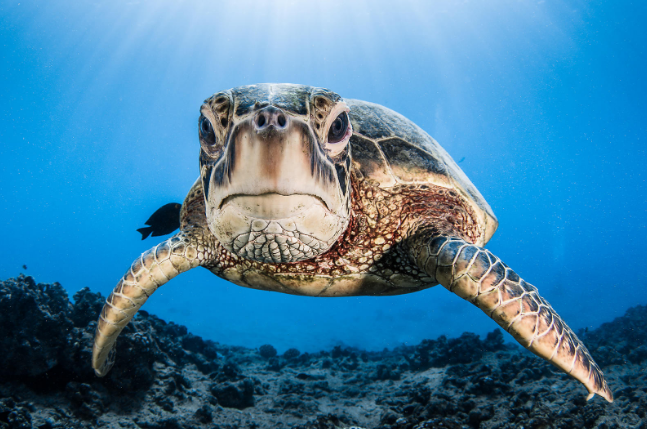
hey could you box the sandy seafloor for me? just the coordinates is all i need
[1,275,646,429]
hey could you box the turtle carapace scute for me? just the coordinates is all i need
[92,84,613,403]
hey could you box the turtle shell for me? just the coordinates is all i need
[347,99,498,246]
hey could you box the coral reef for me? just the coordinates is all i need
[0,275,646,428]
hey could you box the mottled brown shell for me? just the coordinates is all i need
[347,99,498,246]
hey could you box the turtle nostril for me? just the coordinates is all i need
[254,108,288,131]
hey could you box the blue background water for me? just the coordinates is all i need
[1,0,645,353]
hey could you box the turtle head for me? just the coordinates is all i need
[198,84,352,264]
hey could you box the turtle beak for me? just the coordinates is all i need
[206,106,342,216]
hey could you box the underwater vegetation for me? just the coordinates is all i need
[1,275,646,429]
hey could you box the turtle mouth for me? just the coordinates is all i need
[211,192,348,263]
[219,193,330,216]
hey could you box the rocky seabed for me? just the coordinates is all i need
[1,275,646,429]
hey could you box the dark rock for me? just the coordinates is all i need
[412,417,462,428]
[0,398,32,429]
[293,414,349,429]
[296,372,326,381]
[342,386,361,398]
[0,276,74,378]
[161,371,191,396]
[405,330,507,372]
[154,395,175,412]
[135,418,184,429]
[216,361,243,381]
[468,405,494,425]
[580,304,647,366]
[330,345,351,359]
[375,363,401,381]
[193,405,213,423]
[283,347,301,360]
[312,380,331,393]
[1,275,646,429]
[267,356,282,371]
[279,379,305,395]
[628,345,647,364]
[259,344,277,359]
[70,287,105,328]
[64,381,104,419]
[210,379,255,409]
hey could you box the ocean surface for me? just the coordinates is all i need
[1,0,645,355]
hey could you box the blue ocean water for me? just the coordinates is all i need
[1,0,645,355]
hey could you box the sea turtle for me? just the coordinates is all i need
[92,83,613,402]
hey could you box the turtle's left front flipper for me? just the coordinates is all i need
[408,233,613,403]
[92,233,201,377]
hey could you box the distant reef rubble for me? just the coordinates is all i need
[0,275,646,429]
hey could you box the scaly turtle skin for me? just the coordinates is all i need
[92,84,613,402]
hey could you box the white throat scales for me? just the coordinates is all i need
[215,194,349,263]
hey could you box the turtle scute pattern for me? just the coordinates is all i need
[92,231,209,376]
[408,233,613,403]
[347,99,497,247]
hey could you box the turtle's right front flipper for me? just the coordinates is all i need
[409,233,613,403]
[92,234,200,377]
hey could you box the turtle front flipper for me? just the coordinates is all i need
[92,233,200,376]
[408,233,613,403]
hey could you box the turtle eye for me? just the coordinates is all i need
[199,116,216,145]
[327,112,349,144]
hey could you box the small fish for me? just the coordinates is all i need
[22,265,27,270]
[137,203,182,240]
[458,156,466,163]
